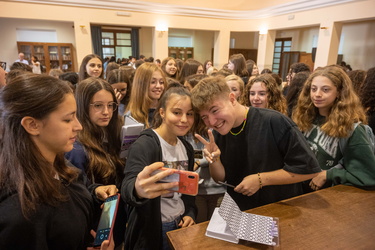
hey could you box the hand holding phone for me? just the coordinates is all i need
[135,162,179,199]
[93,194,120,248]
[151,167,199,196]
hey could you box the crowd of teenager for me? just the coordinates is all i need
[1,52,374,249]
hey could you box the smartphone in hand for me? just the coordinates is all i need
[151,167,199,196]
[93,194,120,248]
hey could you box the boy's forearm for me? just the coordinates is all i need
[209,160,225,182]
[260,169,319,187]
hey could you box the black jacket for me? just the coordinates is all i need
[0,177,94,250]
[121,128,197,250]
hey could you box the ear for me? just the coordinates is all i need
[21,116,42,136]
[159,107,165,119]
[228,92,237,106]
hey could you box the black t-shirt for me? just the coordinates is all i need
[215,107,320,211]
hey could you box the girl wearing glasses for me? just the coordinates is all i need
[65,77,125,247]
[66,77,124,186]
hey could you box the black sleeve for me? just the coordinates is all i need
[272,114,321,174]
[121,135,160,207]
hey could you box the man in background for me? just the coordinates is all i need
[15,53,29,65]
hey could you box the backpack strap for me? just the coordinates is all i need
[337,122,361,168]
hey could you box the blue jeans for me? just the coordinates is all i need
[161,220,178,250]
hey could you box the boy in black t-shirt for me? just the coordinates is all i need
[191,76,321,211]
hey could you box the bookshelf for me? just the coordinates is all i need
[168,47,194,61]
[17,42,75,73]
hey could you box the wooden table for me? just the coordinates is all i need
[167,185,375,249]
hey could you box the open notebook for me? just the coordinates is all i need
[206,192,279,246]
[119,115,144,158]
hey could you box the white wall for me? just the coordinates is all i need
[139,27,153,58]
[340,20,375,70]
[230,32,258,49]
[192,30,214,63]
[0,18,75,71]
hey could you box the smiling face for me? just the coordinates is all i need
[86,58,103,78]
[165,59,177,76]
[89,89,114,127]
[310,75,339,116]
[227,80,241,100]
[32,94,82,162]
[148,70,165,102]
[199,94,238,135]
[160,95,194,138]
[249,81,268,108]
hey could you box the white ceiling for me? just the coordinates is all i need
[4,0,363,19]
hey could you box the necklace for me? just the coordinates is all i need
[230,108,249,136]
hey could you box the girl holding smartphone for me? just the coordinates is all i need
[0,74,114,249]
[121,86,197,250]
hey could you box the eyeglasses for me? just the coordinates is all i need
[90,102,118,112]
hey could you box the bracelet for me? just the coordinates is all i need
[257,173,263,189]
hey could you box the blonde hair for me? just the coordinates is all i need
[126,63,166,128]
[225,74,245,101]
[242,74,287,115]
[191,76,230,111]
[292,65,367,138]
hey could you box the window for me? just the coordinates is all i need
[272,38,292,74]
[101,30,132,59]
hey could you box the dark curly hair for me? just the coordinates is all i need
[347,69,366,96]
[361,67,375,112]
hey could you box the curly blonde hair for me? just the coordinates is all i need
[292,65,367,138]
[242,74,287,115]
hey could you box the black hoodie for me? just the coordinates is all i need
[121,128,197,250]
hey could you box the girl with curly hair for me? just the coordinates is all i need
[292,65,375,191]
[242,74,287,115]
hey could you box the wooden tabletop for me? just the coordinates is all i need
[167,185,375,249]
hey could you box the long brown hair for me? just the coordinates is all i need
[75,77,124,186]
[161,57,179,78]
[292,65,367,138]
[0,74,79,217]
[78,54,103,82]
[178,59,203,84]
[229,54,249,77]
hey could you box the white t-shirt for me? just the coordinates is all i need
[154,130,188,223]
[32,62,41,74]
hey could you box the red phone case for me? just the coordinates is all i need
[156,167,199,196]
